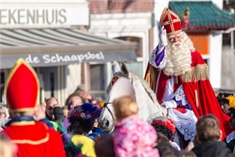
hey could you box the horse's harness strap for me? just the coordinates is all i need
[103,103,115,123]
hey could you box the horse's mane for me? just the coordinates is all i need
[106,61,166,117]
[120,62,159,106]
[99,61,167,132]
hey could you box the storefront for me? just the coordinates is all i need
[0,0,137,105]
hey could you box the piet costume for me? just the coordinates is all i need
[150,116,180,150]
[67,103,101,157]
[145,8,231,141]
[3,58,66,157]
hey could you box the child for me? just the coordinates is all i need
[110,77,159,157]
[192,114,231,157]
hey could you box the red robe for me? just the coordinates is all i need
[145,50,231,140]
[3,121,66,157]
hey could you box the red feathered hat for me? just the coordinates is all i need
[150,116,176,134]
[160,8,182,36]
[5,58,39,112]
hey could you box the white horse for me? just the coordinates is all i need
[98,62,167,132]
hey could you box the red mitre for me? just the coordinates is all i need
[5,58,39,112]
[160,8,182,36]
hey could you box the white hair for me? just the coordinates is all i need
[163,32,195,76]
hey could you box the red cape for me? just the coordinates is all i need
[3,121,66,157]
[145,51,232,139]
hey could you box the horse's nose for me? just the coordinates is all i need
[104,119,110,127]
[98,119,109,128]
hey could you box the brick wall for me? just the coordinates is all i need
[89,0,154,14]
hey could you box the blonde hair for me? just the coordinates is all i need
[113,96,138,121]
[0,132,16,157]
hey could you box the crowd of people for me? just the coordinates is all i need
[1,7,235,157]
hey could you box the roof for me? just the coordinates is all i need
[169,1,235,31]
[0,28,137,69]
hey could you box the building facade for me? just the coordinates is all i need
[0,0,137,104]
[1,0,234,105]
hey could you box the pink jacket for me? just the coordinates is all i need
[113,115,159,157]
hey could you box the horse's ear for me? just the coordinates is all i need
[121,62,130,76]
[112,61,121,74]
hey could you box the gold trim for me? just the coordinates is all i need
[160,8,168,27]
[4,58,39,111]
[181,64,208,82]
[149,64,159,92]
[12,133,49,145]
[167,30,182,37]
[9,107,37,112]
[195,90,199,108]
[11,121,35,126]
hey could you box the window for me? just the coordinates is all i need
[90,64,106,99]
[116,36,143,57]
[50,72,55,97]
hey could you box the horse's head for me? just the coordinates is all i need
[99,61,133,132]
[106,62,127,95]
[98,103,115,132]
[98,61,123,132]
[98,61,167,132]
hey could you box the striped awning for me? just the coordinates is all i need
[0,28,137,69]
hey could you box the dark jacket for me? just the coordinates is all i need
[192,141,231,157]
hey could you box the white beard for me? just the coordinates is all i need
[163,34,193,76]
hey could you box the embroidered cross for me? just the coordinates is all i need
[169,19,173,25]
[162,10,181,33]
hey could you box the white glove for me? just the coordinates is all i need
[160,100,177,109]
[159,26,167,47]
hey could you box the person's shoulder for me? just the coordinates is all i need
[190,50,205,65]
[71,134,95,145]
[191,50,202,58]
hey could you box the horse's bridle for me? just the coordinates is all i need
[102,102,115,131]
[103,102,115,122]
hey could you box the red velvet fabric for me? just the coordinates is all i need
[146,51,232,140]
[6,60,39,111]
[160,8,182,35]
[182,51,232,139]
[3,122,66,157]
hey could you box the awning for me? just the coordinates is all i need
[169,1,235,31]
[0,28,137,69]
